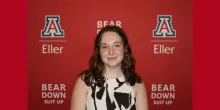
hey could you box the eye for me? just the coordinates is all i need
[101,45,107,49]
[114,44,121,47]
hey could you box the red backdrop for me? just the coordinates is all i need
[29,0,192,110]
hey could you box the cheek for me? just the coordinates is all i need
[115,47,125,55]
[100,50,108,57]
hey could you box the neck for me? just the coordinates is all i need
[103,65,123,78]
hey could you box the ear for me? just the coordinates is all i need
[124,45,128,52]
[125,48,127,52]
[96,48,99,52]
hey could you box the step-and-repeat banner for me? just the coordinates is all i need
[28,0,192,110]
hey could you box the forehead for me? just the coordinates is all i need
[101,32,122,43]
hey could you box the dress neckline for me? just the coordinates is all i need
[104,75,124,80]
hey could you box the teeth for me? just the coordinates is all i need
[108,57,116,60]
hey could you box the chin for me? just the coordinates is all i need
[105,63,121,68]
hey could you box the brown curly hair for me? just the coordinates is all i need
[80,26,142,87]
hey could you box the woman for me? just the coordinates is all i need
[70,26,149,110]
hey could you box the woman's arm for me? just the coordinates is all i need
[135,82,149,110]
[70,76,88,110]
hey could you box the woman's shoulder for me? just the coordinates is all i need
[132,81,146,96]
[133,82,145,89]
[75,74,89,88]
[72,75,91,97]
[78,69,95,86]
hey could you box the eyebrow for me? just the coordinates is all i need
[100,41,122,45]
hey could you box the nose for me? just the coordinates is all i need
[108,46,114,55]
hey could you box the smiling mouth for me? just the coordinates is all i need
[108,57,117,60]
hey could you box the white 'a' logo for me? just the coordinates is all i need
[153,15,176,38]
[41,15,64,38]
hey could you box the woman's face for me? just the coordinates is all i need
[99,32,125,68]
